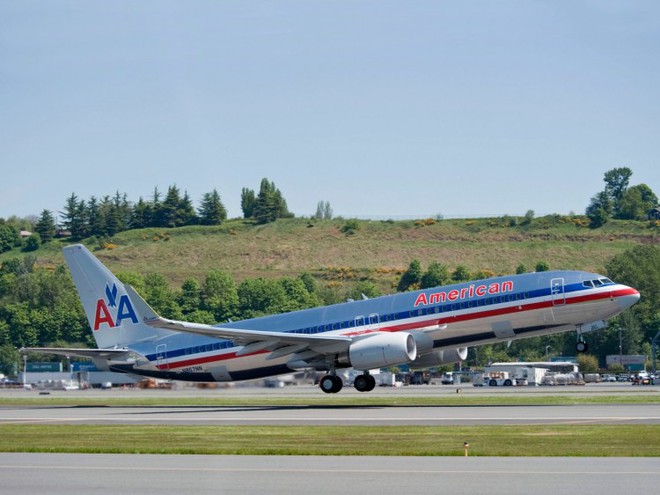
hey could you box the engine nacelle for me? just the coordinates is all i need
[410,347,468,369]
[349,332,417,370]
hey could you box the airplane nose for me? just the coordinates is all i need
[618,286,640,310]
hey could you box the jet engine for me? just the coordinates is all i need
[348,332,417,370]
[410,347,468,369]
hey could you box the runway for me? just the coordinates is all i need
[1,383,659,425]
[1,386,658,494]
[2,403,660,426]
[1,453,658,495]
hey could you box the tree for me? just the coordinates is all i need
[61,193,87,240]
[0,222,20,253]
[237,278,288,318]
[178,278,202,316]
[202,270,239,322]
[158,185,182,228]
[86,196,105,237]
[130,197,151,230]
[34,210,56,243]
[22,234,40,252]
[178,191,198,226]
[618,184,659,221]
[603,167,632,217]
[586,191,612,228]
[142,273,181,319]
[586,167,657,224]
[535,261,550,272]
[241,188,256,219]
[253,179,292,224]
[606,245,660,341]
[521,210,535,226]
[149,187,162,227]
[314,201,333,220]
[576,353,599,373]
[347,281,381,301]
[397,259,422,292]
[198,189,227,225]
[420,262,450,289]
[452,265,471,282]
[0,344,19,377]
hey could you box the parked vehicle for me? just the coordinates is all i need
[440,372,454,385]
[484,371,514,387]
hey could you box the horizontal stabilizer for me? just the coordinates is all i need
[20,347,130,360]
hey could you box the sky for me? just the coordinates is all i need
[1,1,659,221]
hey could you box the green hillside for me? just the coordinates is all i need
[9,215,657,291]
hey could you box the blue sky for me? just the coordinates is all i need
[2,1,658,220]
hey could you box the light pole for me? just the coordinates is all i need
[618,327,624,370]
[22,354,27,388]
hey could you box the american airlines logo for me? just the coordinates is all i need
[413,280,514,307]
[93,283,138,330]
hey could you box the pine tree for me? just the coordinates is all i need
[61,193,87,240]
[34,210,56,243]
[158,185,181,227]
[253,179,292,224]
[178,191,198,226]
[198,189,227,225]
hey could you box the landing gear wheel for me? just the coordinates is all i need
[576,341,589,353]
[320,374,343,394]
[354,373,377,392]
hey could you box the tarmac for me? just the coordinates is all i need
[1,383,658,493]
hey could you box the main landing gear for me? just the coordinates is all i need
[319,374,343,394]
[353,372,376,393]
[319,372,377,393]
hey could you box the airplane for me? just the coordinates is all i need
[23,244,640,393]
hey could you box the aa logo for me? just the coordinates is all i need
[93,283,138,330]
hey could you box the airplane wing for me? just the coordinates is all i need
[125,285,352,362]
[20,347,130,359]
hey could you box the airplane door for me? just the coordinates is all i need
[156,344,169,370]
[368,313,380,331]
[551,278,565,306]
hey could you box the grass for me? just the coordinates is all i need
[1,424,659,456]
[3,217,656,289]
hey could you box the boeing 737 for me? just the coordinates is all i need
[24,244,639,393]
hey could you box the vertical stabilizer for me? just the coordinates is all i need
[63,244,170,349]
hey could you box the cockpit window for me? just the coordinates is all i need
[584,278,614,288]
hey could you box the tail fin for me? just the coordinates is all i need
[63,244,170,349]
